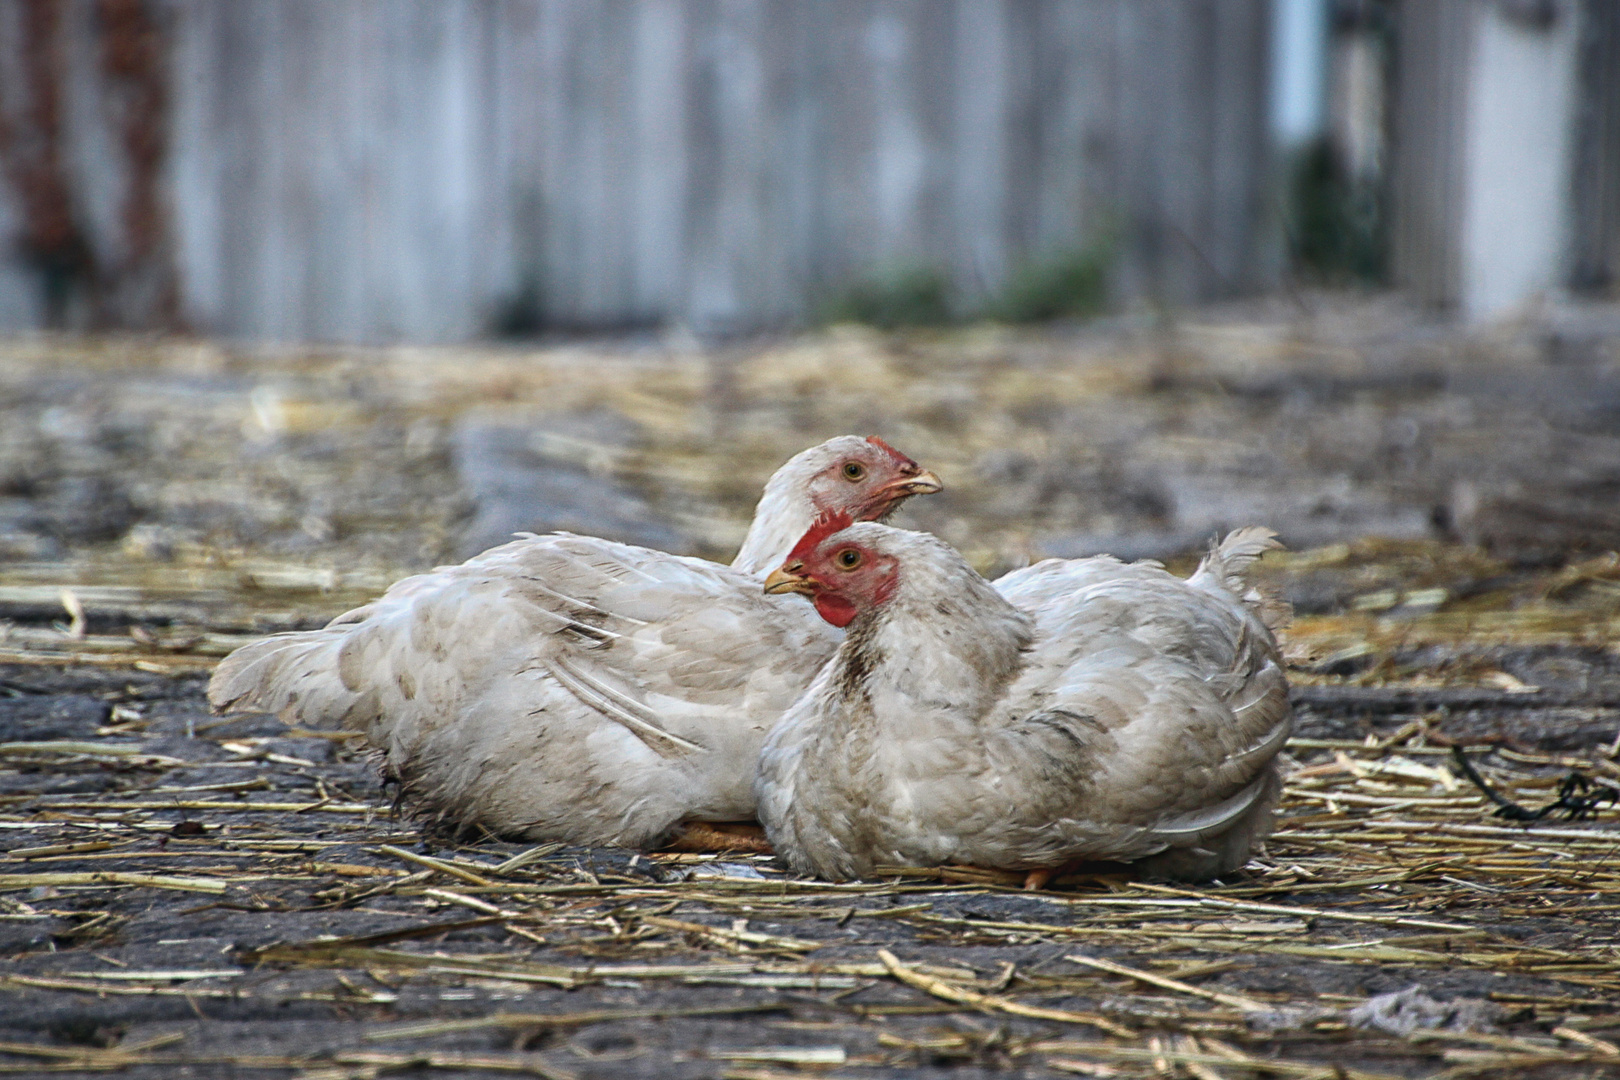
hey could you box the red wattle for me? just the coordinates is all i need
[813,592,858,628]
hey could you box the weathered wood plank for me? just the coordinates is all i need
[1,0,1273,339]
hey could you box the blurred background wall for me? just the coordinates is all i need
[0,0,1274,341]
[0,0,1616,343]
[1388,0,1620,320]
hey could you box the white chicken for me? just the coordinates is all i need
[757,514,1292,884]
[207,436,941,848]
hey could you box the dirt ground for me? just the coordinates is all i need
[4,292,1620,1078]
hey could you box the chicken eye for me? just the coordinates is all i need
[836,549,862,570]
[842,462,867,481]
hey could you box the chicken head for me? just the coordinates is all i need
[731,436,941,577]
[763,510,901,627]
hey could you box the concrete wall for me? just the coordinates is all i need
[0,0,1275,343]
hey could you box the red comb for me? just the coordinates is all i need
[788,509,855,563]
[865,435,918,471]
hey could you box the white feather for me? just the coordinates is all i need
[207,436,905,847]
[757,526,1293,882]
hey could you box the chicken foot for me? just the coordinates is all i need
[1021,859,1138,891]
[1022,862,1082,891]
[662,820,775,855]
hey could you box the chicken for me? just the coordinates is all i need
[756,515,1291,883]
[206,436,941,848]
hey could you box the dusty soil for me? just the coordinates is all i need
[3,292,1620,1077]
[4,656,1620,1079]
[3,291,1620,578]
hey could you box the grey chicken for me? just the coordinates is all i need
[758,515,1290,884]
[208,437,940,848]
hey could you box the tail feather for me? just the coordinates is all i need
[1188,526,1291,632]
[1135,765,1282,881]
[206,626,372,729]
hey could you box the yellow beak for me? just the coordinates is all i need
[764,565,818,596]
[891,469,943,497]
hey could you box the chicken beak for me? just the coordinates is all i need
[764,565,818,596]
[895,469,944,497]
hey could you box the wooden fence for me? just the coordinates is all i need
[0,0,1274,342]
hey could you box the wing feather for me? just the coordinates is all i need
[981,548,1293,871]
[542,654,704,756]
[208,533,838,846]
